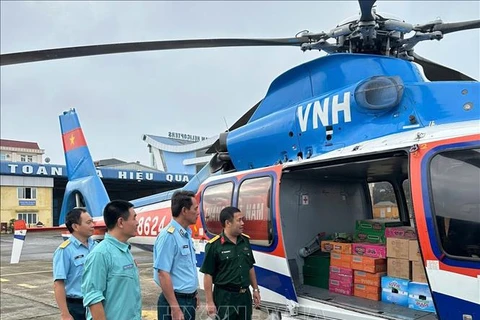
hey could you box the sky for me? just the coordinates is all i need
[1,1,479,167]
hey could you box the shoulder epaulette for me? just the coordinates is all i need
[167,226,175,234]
[208,235,220,244]
[59,239,70,249]
[241,233,250,239]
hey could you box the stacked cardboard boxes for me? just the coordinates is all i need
[354,219,403,244]
[386,226,417,280]
[320,240,353,295]
[409,239,427,283]
[351,219,395,301]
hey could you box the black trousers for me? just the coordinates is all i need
[157,292,197,320]
[66,299,86,320]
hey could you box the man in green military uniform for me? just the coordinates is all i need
[200,206,261,320]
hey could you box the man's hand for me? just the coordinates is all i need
[253,291,261,308]
[206,301,217,318]
[171,306,184,320]
[60,313,74,320]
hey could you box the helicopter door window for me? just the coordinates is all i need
[237,176,273,246]
[202,182,234,236]
[429,148,480,260]
[368,182,400,220]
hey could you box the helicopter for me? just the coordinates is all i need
[2,1,479,319]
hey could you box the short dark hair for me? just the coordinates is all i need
[103,200,134,230]
[171,190,195,217]
[65,207,87,233]
[220,206,241,227]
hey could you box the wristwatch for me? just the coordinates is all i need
[253,288,260,292]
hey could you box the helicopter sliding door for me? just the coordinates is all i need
[199,165,298,309]
[409,134,480,320]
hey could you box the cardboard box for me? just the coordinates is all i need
[329,279,353,296]
[385,226,417,239]
[412,261,427,283]
[330,266,353,277]
[354,230,386,244]
[321,241,352,254]
[354,284,381,301]
[330,253,352,269]
[351,255,387,273]
[381,276,410,307]
[387,238,410,260]
[387,258,411,280]
[381,287,409,306]
[408,282,435,313]
[356,219,403,233]
[352,243,387,258]
[354,270,386,287]
[329,266,353,284]
[409,240,421,261]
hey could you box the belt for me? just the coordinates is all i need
[66,297,83,304]
[174,290,197,299]
[215,284,249,293]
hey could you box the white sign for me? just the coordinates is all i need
[301,194,309,205]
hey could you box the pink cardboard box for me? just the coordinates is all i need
[329,279,353,296]
[329,266,353,283]
[352,243,387,258]
[385,226,417,239]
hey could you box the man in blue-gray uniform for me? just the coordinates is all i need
[53,208,96,320]
[154,190,200,320]
[81,200,141,320]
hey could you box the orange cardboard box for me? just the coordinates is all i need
[354,284,381,301]
[330,253,352,269]
[351,255,386,273]
[321,241,352,254]
[354,270,386,287]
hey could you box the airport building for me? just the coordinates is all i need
[0,139,197,229]
[142,131,217,175]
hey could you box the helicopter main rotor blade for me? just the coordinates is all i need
[0,37,309,66]
[433,19,480,35]
[412,52,476,81]
[358,0,377,22]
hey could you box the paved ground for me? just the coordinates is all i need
[0,231,268,320]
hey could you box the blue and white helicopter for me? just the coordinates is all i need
[2,1,479,319]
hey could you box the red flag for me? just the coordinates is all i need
[62,128,87,153]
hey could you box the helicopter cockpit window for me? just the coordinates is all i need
[237,176,273,246]
[202,182,234,236]
[429,148,480,260]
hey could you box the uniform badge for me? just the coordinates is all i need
[74,254,84,260]
[123,264,134,270]
[183,245,189,249]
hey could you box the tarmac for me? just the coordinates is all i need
[0,231,268,320]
